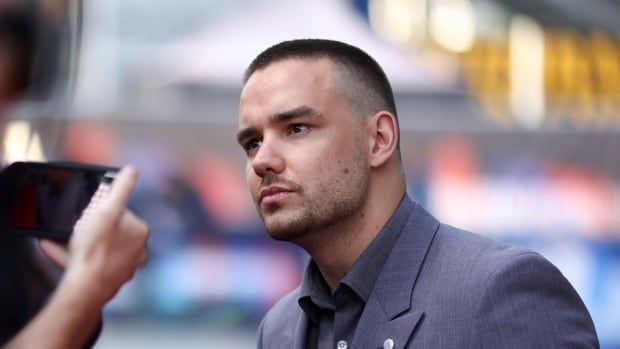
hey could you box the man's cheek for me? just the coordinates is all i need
[246,176,260,200]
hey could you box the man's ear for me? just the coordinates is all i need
[367,111,399,168]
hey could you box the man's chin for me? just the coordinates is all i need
[262,213,308,242]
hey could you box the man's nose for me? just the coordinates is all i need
[251,137,285,177]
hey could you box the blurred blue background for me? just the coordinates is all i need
[1,0,618,347]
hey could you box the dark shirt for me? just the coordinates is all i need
[0,236,53,345]
[299,195,414,349]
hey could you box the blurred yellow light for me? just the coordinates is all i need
[429,0,476,53]
[509,15,545,129]
[26,132,46,162]
[3,121,31,163]
[2,121,46,163]
[369,0,427,46]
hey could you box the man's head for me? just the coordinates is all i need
[238,39,404,244]
[244,39,398,126]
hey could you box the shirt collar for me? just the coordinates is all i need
[298,194,414,321]
[342,194,414,301]
[298,260,333,324]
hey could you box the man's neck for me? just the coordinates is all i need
[297,178,406,292]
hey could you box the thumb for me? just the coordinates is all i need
[39,239,70,268]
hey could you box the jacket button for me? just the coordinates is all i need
[337,340,348,349]
[384,338,395,349]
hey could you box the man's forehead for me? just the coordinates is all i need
[243,57,334,90]
[240,58,335,113]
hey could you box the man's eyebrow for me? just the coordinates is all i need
[271,105,322,122]
[237,127,258,145]
[237,106,322,144]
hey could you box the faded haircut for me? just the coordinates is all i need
[243,39,398,122]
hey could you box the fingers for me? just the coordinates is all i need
[58,164,149,305]
[119,210,150,266]
[105,166,139,209]
[39,239,70,268]
[138,249,148,267]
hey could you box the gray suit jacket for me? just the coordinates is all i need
[257,202,599,348]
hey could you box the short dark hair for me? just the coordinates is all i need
[243,39,398,120]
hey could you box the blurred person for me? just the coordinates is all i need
[237,39,599,348]
[0,7,32,108]
[0,5,149,348]
[0,4,54,345]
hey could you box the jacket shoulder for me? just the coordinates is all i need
[422,224,599,348]
[467,249,599,348]
[256,287,302,348]
[430,223,536,276]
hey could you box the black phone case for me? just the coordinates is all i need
[0,161,119,241]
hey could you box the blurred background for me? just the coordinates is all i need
[0,0,618,347]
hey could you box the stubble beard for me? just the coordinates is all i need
[260,150,369,242]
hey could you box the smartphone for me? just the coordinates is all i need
[0,161,119,241]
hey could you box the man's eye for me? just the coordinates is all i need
[243,139,261,154]
[288,124,308,135]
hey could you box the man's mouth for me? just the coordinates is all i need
[259,186,295,205]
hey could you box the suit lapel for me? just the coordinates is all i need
[351,203,439,348]
[293,309,308,349]
[351,293,424,348]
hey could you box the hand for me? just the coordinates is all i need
[6,168,149,349]
[40,165,149,306]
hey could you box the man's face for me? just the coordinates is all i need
[238,58,370,242]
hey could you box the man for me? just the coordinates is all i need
[0,6,149,347]
[237,39,598,348]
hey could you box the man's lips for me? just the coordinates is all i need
[259,186,294,204]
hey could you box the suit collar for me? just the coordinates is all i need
[374,200,439,319]
[291,197,440,348]
[351,200,440,348]
[344,194,415,302]
[298,194,415,322]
